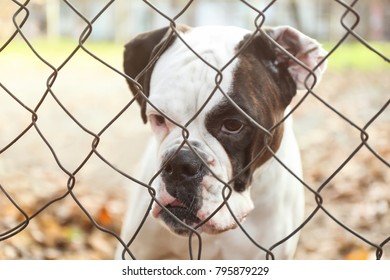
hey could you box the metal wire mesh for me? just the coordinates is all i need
[0,0,389,260]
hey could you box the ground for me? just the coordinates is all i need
[0,40,389,259]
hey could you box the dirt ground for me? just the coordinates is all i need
[0,45,389,260]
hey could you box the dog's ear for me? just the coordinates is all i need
[124,27,171,123]
[264,26,328,90]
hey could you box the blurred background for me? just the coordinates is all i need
[0,0,389,260]
[1,0,389,41]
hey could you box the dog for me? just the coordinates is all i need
[116,25,327,259]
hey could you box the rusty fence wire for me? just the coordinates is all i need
[0,0,389,260]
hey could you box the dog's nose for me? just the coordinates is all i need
[162,150,203,181]
[161,149,205,213]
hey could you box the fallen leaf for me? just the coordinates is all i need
[97,206,112,227]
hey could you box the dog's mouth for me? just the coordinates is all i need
[162,205,202,234]
[153,199,202,235]
[152,198,243,236]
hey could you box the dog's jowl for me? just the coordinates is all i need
[117,25,327,259]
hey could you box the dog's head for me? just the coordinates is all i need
[124,25,327,236]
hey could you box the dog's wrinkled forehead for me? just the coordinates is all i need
[147,26,250,123]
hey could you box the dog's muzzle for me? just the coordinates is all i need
[155,148,209,235]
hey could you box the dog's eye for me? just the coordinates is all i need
[150,114,166,127]
[221,119,245,134]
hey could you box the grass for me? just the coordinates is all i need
[323,41,389,71]
[1,37,389,72]
[0,37,123,67]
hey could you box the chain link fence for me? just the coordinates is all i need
[0,0,389,259]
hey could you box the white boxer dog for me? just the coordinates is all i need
[116,25,327,259]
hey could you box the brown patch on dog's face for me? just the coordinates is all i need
[205,33,296,192]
